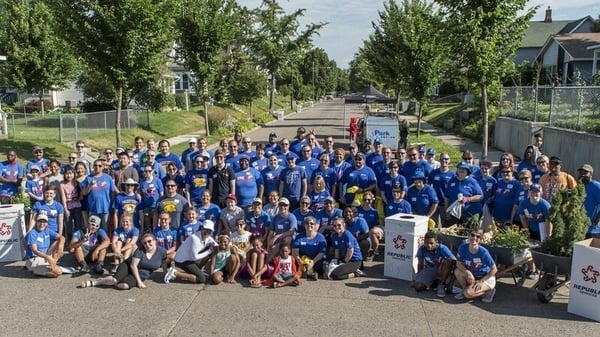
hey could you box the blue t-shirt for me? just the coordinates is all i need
[235,168,263,208]
[517,198,551,233]
[261,166,283,196]
[291,209,315,234]
[315,208,343,227]
[225,154,241,172]
[185,168,209,202]
[251,157,268,172]
[25,177,45,206]
[297,158,320,181]
[0,161,24,197]
[493,178,520,222]
[332,230,363,261]
[113,226,140,243]
[427,169,456,202]
[27,158,50,174]
[417,243,454,268]
[308,190,330,213]
[245,211,271,237]
[407,185,439,216]
[32,201,64,233]
[310,167,338,193]
[583,181,600,234]
[457,243,495,278]
[73,228,108,248]
[365,152,382,169]
[139,178,164,209]
[81,174,115,213]
[446,176,484,218]
[372,160,392,178]
[357,207,379,229]
[156,153,184,171]
[279,166,307,201]
[269,213,298,234]
[379,173,408,204]
[293,232,327,259]
[196,203,221,223]
[347,217,369,239]
[179,221,202,242]
[401,160,432,180]
[385,199,413,217]
[111,193,140,221]
[25,228,59,258]
[341,166,377,202]
[153,227,179,250]
[476,176,497,207]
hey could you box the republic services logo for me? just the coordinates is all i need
[581,265,600,283]
[0,222,12,236]
[392,235,407,250]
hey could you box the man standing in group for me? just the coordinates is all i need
[208,149,236,208]
[290,127,308,156]
[279,154,307,210]
[0,149,24,204]
[76,140,95,172]
[578,164,600,238]
[265,132,280,157]
[538,156,577,202]
[82,159,117,232]
[181,137,199,173]
[340,153,377,207]
[26,145,50,178]
[155,179,189,230]
[156,139,184,173]
[402,146,432,181]
[321,136,336,162]
[112,151,139,190]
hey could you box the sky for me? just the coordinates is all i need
[237,1,600,68]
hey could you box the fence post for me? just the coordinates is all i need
[11,114,15,140]
[533,86,539,122]
[513,88,518,117]
[104,111,107,131]
[59,113,63,143]
[549,87,555,126]
[75,111,78,142]
[127,109,130,129]
[146,109,150,129]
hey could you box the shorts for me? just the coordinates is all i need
[414,266,441,288]
[25,256,50,276]
[276,272,294,281]
[476,275,496,289]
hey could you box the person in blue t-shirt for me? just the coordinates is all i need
[262,154,284,199]
[385,188,413,217]
[445,162,484,224]
[292,216,328,278]
[340,152,377,206]
[428,153,456,227]
[343,206,370,259]
[82,159,117,232]
[110,215,140,273]
[70,215,110,274]
[292,196,314,234]
[412,231,456,297]
[195,190,221,224]
[235,155,263,210]
[330,216,364,280]
[25,214,65,277]
[153,212,179,264]
[492,169,520,225]
[267,198,297,259]
[454,229,497,303]
[517,183,552,241]
[185,157,209,206]
[246,198,272,240]
[578,164,600,238]
[407,172,439,218]
[278,155,307,209]
[180,208,203,243]
[30,186,64,235]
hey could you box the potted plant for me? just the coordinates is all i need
[437,215,480,252]
[482,225,531,266]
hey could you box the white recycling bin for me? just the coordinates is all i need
[384,213,428,281]
[0,204,27,262]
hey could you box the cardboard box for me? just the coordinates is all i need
[384,213,428,281]
[0,204,26,262]
[568,238,600,322]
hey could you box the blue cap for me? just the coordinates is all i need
[373,137,382,144]
[286,153,296,160]
[238,154,250,161]
[418,146,426,153]
[426,148,435,155]
[456,162,471,174]
[529,183,542,192]
[412,171,426,181]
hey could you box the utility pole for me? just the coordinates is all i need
[312,61,315,101]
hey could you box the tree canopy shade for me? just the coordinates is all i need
[435,0,537,158]
[50,0,176,146]
[344,85,396,104]
[0,0,77,113]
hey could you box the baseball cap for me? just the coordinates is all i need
[269,132,277,138]
[549,156,561,164]
[88,215,101,226]
[373,138,382,145]
[412,171,426,181]
[297,127,306,133]
[252,197,263,204]
[36,214,49,222]
[286,153,296,160]
[225,194,237,202]
[529,183,542,192]
[456,162,472,174]
[426,149,435,156]
[348,143,357,149]
[324,196,335,203]
[418,146,426,153]
[578,164,593,173]
[30,165,40,172]
[188,137,197,143]
[279,197,290,205]
[32,145,43,152]
[202,220,215,232]
[238,154,250,161]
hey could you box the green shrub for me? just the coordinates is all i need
[175,93,187,108]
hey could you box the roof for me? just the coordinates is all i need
[553,33,600,59]
[344,85,396,104]
[521,17,592,48]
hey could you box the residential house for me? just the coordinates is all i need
[515,6,593,66]
[535,33,600,85]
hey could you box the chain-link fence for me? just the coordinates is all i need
[3,109,150,143]
[499,86,600,134]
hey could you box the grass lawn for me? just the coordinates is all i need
[1,95,298,164]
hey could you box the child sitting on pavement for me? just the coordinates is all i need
[209,234,240,284]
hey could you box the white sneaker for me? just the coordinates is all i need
[164,266,176,284]
[482,288,496,303]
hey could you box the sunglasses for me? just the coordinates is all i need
[470,233,481,238]
[90,223,100,228]
[68,157,77,159]
[463,157,473,160]
[142,240,153,245]
[440,157,450,161]
[333,224,343,228]
[144,170,153,173]
[166,185,177,187]
[519,177,530,181]
[300,202,310,205]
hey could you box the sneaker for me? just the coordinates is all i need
[526,270,540,280]
[92,263,104,275]
[364,255,374,262]
[437,284,446,298]
[482,288,496,303]
[164,266,176,284]
[78,262,90,274]
[451,286,463,294]
[355,269,367,277]
[454,292,465,300]
[110,264,119,274]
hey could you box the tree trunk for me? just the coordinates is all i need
[116,86,123,147]
[204,99,210,137]
[269,75,276,114]
[39,93,45,116]
[249,101,253,121]
[417,102,423,139]
[481,81,489,160]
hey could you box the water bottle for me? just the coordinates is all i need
[322,261,329,280]
[457,193,463,202]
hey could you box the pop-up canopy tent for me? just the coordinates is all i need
[343,85,397,140]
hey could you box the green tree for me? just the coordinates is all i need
[367,0,448,137]
[347,48,380,92]
[247,0,325,113]
[175,0,239,137]
[51,0,176,146]
[225,51,267,118]
[0,0,77,113]
[300,49,337,100]
[592,14,600,32]
[435,0,537,158]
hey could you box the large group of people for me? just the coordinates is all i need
[4,128,600,299]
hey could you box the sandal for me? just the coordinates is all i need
[81,280,94,288]
[273,282,280,288]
